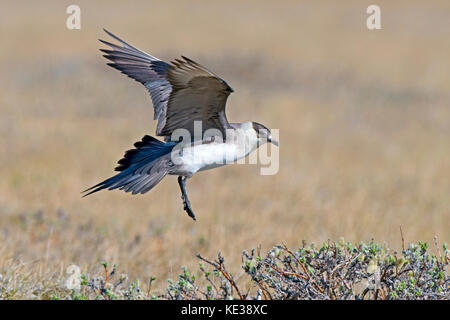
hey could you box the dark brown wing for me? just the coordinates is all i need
[100,30,234,141]
[159,56,233,140]
[99,29,171,135]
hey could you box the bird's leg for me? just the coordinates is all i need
[177,176,196,221]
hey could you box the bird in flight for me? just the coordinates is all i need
[83,29,279,220]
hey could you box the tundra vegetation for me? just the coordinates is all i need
[1,239,447,300]
[1,1,449,300]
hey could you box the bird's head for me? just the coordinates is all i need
[252,122,279,147]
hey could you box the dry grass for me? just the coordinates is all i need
[0,0,449,299]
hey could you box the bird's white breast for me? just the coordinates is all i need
[172,124,258,175]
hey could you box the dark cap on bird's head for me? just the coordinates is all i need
[252,122,279,146]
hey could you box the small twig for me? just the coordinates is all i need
[147,276,155,298]
[281,244,324,293]
[258,280,271,300]
[399,226,405,252]
[103,265,108,287]
[375,288,386,300]
[196,253,244,300]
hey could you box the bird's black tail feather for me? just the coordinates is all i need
[82,135,176,197]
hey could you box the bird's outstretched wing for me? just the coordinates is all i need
[100,29,234,141]
[100,29,171,136]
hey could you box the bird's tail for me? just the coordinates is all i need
[82,135,176,197]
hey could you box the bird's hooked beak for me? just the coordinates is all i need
[268,136,279,147]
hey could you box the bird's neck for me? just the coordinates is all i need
[227,122,259,155]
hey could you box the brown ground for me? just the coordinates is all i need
[0,0,449,298]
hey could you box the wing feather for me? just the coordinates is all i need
[99,30,233,141]
[99,29,171,126]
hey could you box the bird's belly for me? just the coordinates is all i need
[173,143,248,175]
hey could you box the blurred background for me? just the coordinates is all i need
[0,0,449,296]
